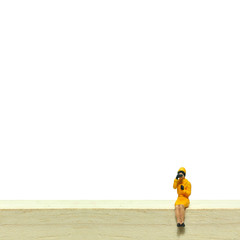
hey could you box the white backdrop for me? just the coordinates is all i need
[0,1,240,200]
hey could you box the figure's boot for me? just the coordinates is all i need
[177,223,181,227]
[180,222,185,227]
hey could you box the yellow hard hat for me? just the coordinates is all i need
[178,167,186,175]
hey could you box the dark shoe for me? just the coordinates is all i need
[181,222,185,227]
[177,223,181,227]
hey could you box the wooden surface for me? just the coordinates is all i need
[0,200,240,209]
[0,201,240,240]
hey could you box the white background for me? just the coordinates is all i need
[0,1,239,200]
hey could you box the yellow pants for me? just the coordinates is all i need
[175,196,190,208]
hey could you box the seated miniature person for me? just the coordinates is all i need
[173,167,191,227]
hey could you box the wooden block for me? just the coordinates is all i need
[0,200,240,240]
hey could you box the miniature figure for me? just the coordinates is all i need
[173,167,191,227]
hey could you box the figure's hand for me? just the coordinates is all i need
[181,185,184,190]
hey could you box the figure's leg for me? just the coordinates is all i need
[179,204,185,224]
[175,205,181,223]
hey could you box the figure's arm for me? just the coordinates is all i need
[183,182,191,197]
[173,178,179,189]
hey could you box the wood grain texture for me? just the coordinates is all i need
[0,201,240,240]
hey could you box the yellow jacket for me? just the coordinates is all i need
[173,178,191,198]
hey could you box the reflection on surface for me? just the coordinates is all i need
[177,226,186,236]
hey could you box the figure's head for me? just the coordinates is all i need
[177,167,186,179]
